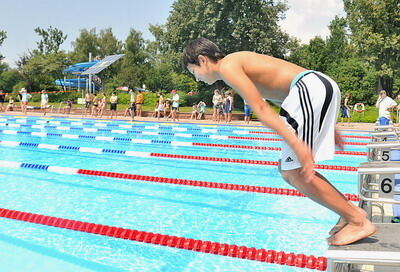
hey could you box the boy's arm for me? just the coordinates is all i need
[219,63,315,182]
[375,97,382,108]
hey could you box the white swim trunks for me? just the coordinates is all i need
[279,71,340,170]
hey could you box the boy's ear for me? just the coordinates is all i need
[198,55,207,65]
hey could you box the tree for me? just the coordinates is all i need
[71,28,100,62]
[0,30,8,71]
[163,0,290,58]
[0,31,6,47]
[344,0,400,95]
[0,69,23,92]
[20,52,70,91]
[116,29,149,89]
[97,28,123,80]
[325,16,352,63]
[98,28,123,57]
[328,57,378,104]
[34,26,67,54]
[289,37,329,72]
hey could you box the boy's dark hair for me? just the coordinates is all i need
[182,38,225,67]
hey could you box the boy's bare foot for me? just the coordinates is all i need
[329,203,368,236]
[327,218,376,246]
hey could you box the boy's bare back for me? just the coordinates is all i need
[219,52,306,104]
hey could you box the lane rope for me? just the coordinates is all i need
[0,160,360,201]
[0,118,372,140]
[0,128,367,156]
[0,140,359,171]
[0,208,327,270]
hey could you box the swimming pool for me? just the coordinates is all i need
[0,115,368,271]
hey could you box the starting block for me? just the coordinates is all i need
[358,161,400,217]
[370,131,398,142]
[367,142,400,162]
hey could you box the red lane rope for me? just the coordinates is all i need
[76,168,360,201]
[249,131,371,139]
[149,153,359,171]
[228,136,368,146]
[342,141,367,146]
[0,208,328,270]
[192,143,367,156]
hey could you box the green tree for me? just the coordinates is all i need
[98,28,123,57]
[20,52,71,91]
[0,30,8,72]
[34,26,67,54]
[116,29,149,89]
[289,37,329,72]
[97,28,123,81]
[325,16,352,64]
[344,0,400,95]
[327,57,378,104]
[163,0,290,59]
[0,69,23,92]
[71,28,100,62]
[0,30,6,59]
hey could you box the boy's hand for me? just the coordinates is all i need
[295,142,315,183]
[335,130,344,150]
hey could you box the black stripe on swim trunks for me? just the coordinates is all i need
[314,73,333,131]
[279,108,299,135]
[299,79,314,149]
[296,79,314,149]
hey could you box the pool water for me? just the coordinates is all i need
[0,115,368,272]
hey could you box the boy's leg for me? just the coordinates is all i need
[279,167,375,245]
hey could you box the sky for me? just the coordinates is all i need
[0,0,345,67]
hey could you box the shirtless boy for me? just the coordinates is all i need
[182,37,375,246]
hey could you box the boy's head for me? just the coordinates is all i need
[183,38,225,85]
[182,38,225,67]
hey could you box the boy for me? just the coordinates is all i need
[182,37,375,246]
[171,89,180,122]
[40,90,49,116]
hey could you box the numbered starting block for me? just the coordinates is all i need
[358,161,400,217]
[374,123,395,132]
[370,131,398,143]
[367,142,400,162]
[325,162,400,271]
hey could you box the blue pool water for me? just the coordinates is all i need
[0,115,369,271]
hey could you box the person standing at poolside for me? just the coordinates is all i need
[244,100,251,125]
[197,101,206,120]
[340,93,351,124]
[0,91,5,112]
[136,90,144,117]
[212,89,222,121]
[156,92,165,120]
[375,90,397,122]
[98,92,107,118]
[19,88,31,115]
[85,92,93,115]
[109,91,118,119]
[183,37,375,246]
[40,90,49,116]
[5,96,14,112]
[171,89,180,122]
[223,91,233,123]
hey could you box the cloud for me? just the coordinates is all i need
[279,0,345,44]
